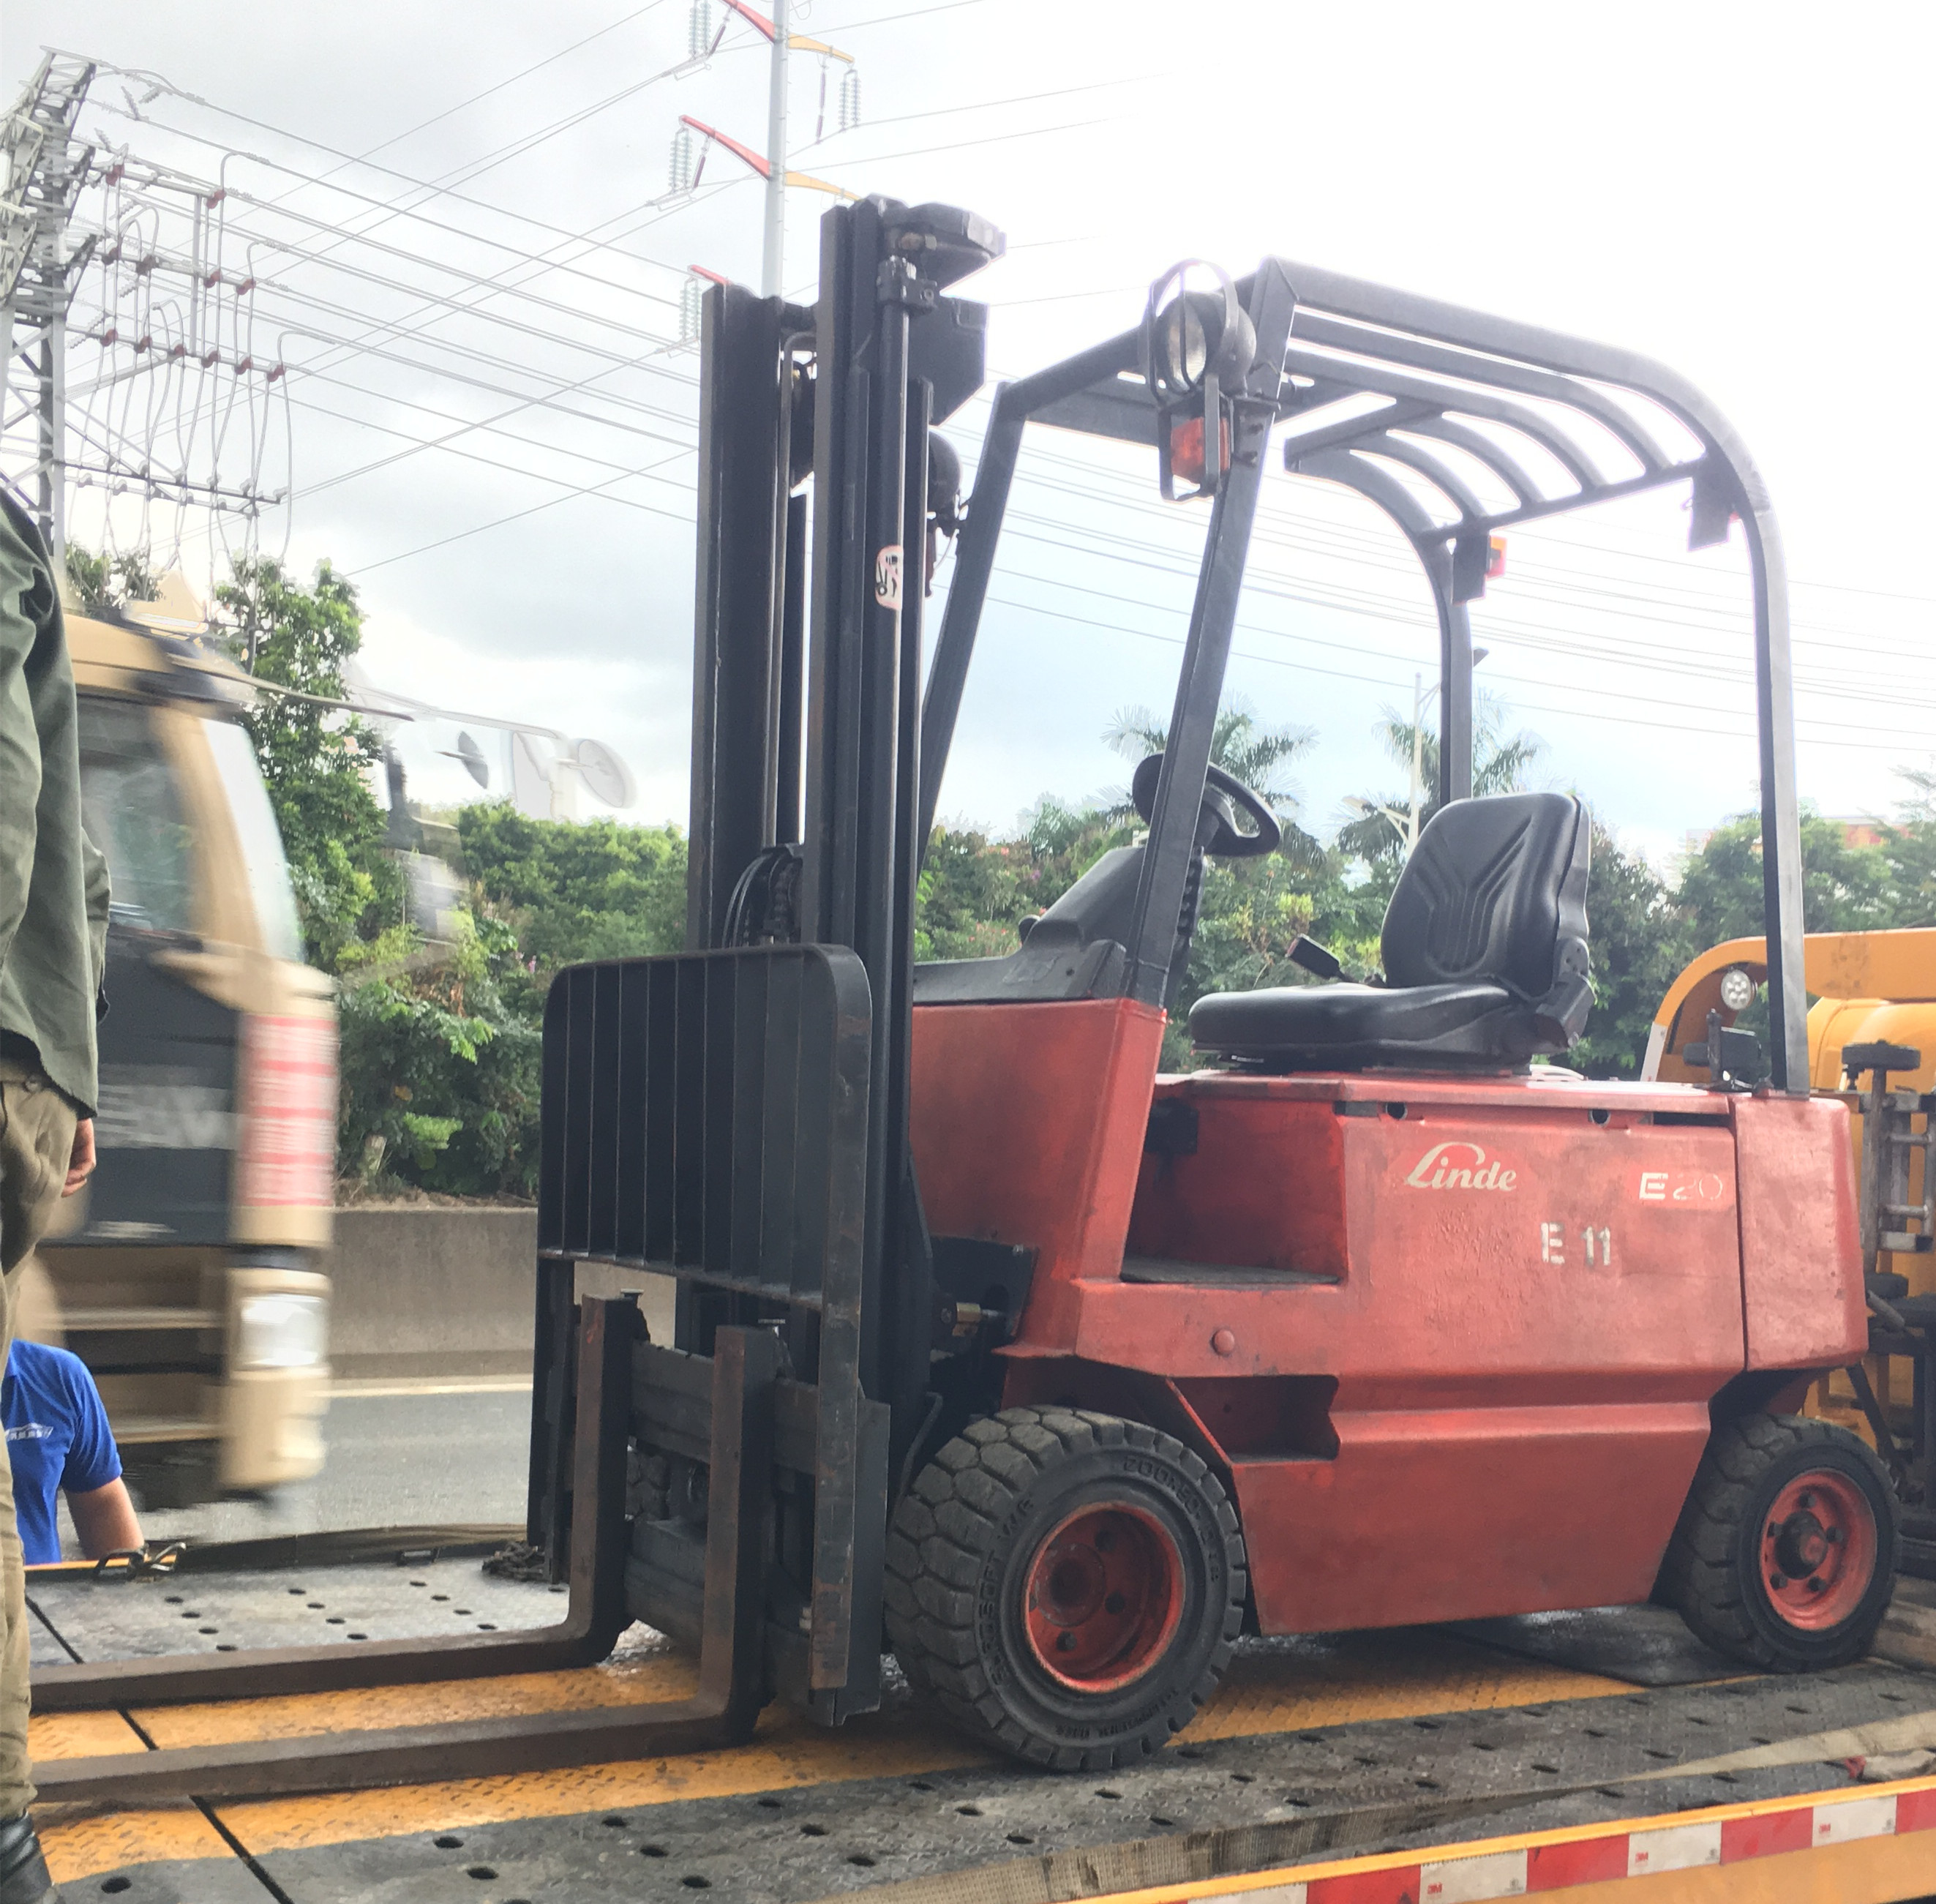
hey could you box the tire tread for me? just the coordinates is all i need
[885,1408,1245,1771]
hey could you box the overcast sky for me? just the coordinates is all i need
[7,0,1932,869]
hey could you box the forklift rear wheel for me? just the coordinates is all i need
[885,1408,1245,1771]
[1662,1414,1897,1672]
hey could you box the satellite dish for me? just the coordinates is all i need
[573,738,636,809]
[455,730,489,789]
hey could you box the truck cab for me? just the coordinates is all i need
[34,601,337,1508]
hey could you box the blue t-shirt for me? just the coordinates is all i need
[2,1341,121,1564]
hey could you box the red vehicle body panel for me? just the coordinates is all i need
[910,1000,1166,1346]
[1730,1091,1864,1371]
[907,1001,1865,1639]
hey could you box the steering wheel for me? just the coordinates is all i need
[1130,752,1281,860]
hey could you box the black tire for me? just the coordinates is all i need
[1661,1413,1897,1672]
[884,1407,1245,1771]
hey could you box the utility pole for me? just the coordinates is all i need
[679,1,854,293]
[761,0,789,297]
[1408,670,1425,855]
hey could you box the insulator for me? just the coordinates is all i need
[838,66,861,132]
[688,0,713,57]
[669,124,697,195]
[680,277,703,346]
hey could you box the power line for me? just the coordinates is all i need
[338,1,674,169]
[82,64,705,284]
[349,457,695,573]
[978,592,1922,759]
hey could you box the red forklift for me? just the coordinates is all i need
[34,198,1891,1800]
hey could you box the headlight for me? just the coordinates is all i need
[234,1293,328,1371]
[1719,967,1756,1012]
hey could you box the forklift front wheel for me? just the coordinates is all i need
[1662,1414,1898,1673]
[885,1408,1245,1771]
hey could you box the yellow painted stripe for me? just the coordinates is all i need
[1076,1774,1936,1904]
[220,1698,984,1853]
[198,1633,1627,1856]
[135,1652,703,1749]
[34,1711,245,1885]
[329,1376,533,1397]
[35,1626,1632,1865]
[1182,1627,1627,1743]
[1520,1837,1936,1904]
[39,1803,245,1889]
[30,1709,149,1761]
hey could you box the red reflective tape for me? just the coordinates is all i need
[1525,1834,1627,1889]
[1307,1871,1419,1904]
[1719,1806,1814,1862]
[1897,1786,1936,1833]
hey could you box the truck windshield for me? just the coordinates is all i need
[77,696,196,936]
[203,718,305,965]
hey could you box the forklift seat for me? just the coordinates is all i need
[1189,792,1593,1071]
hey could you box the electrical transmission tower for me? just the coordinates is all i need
[0,53,99,558]
[0,52,288,580]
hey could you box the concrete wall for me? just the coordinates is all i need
[326,1207,678,1381]
[328,1207,539,1381]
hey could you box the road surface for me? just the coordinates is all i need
[100,1381,534,1550]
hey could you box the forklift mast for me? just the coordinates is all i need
[529,198,1006,1725]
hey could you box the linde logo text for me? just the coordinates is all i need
[1403,1141,1517,1191]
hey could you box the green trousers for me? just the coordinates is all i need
[0,1060,79,1817]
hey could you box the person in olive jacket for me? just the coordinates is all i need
[0,489,110,1904]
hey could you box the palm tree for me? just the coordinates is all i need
[1103,697,1326,868]
[1337,696,1544,863]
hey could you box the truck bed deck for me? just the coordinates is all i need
[27,1540,1936,1903]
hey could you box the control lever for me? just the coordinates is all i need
[1288,935,1343,981]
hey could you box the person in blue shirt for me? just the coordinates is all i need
[1,1341,140,1566]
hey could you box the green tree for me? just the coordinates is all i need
[1881,769,1936,928]
[1337,697,1545,862]
[1569,822,1690,1079]
[334,912,542,1198]
[454,803,687,983]
[1674,810,1895,948]
[218,556,400,967]
[63,544,160,617]
[1103,697,1325,867]
[917,796,1134,962]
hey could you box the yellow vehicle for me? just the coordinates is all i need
[1646,927,1936,1106]
[1647,930,1936,1491]
[31,599,337,1507]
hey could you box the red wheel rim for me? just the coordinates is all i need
[1758,1470,1877,1631]
[1021,1502,1185,1693]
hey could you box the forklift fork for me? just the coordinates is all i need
[32,1303,780,1802]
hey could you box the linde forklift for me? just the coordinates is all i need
[36,197,1894,1802]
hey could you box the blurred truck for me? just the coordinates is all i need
[31,596,337,1508]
